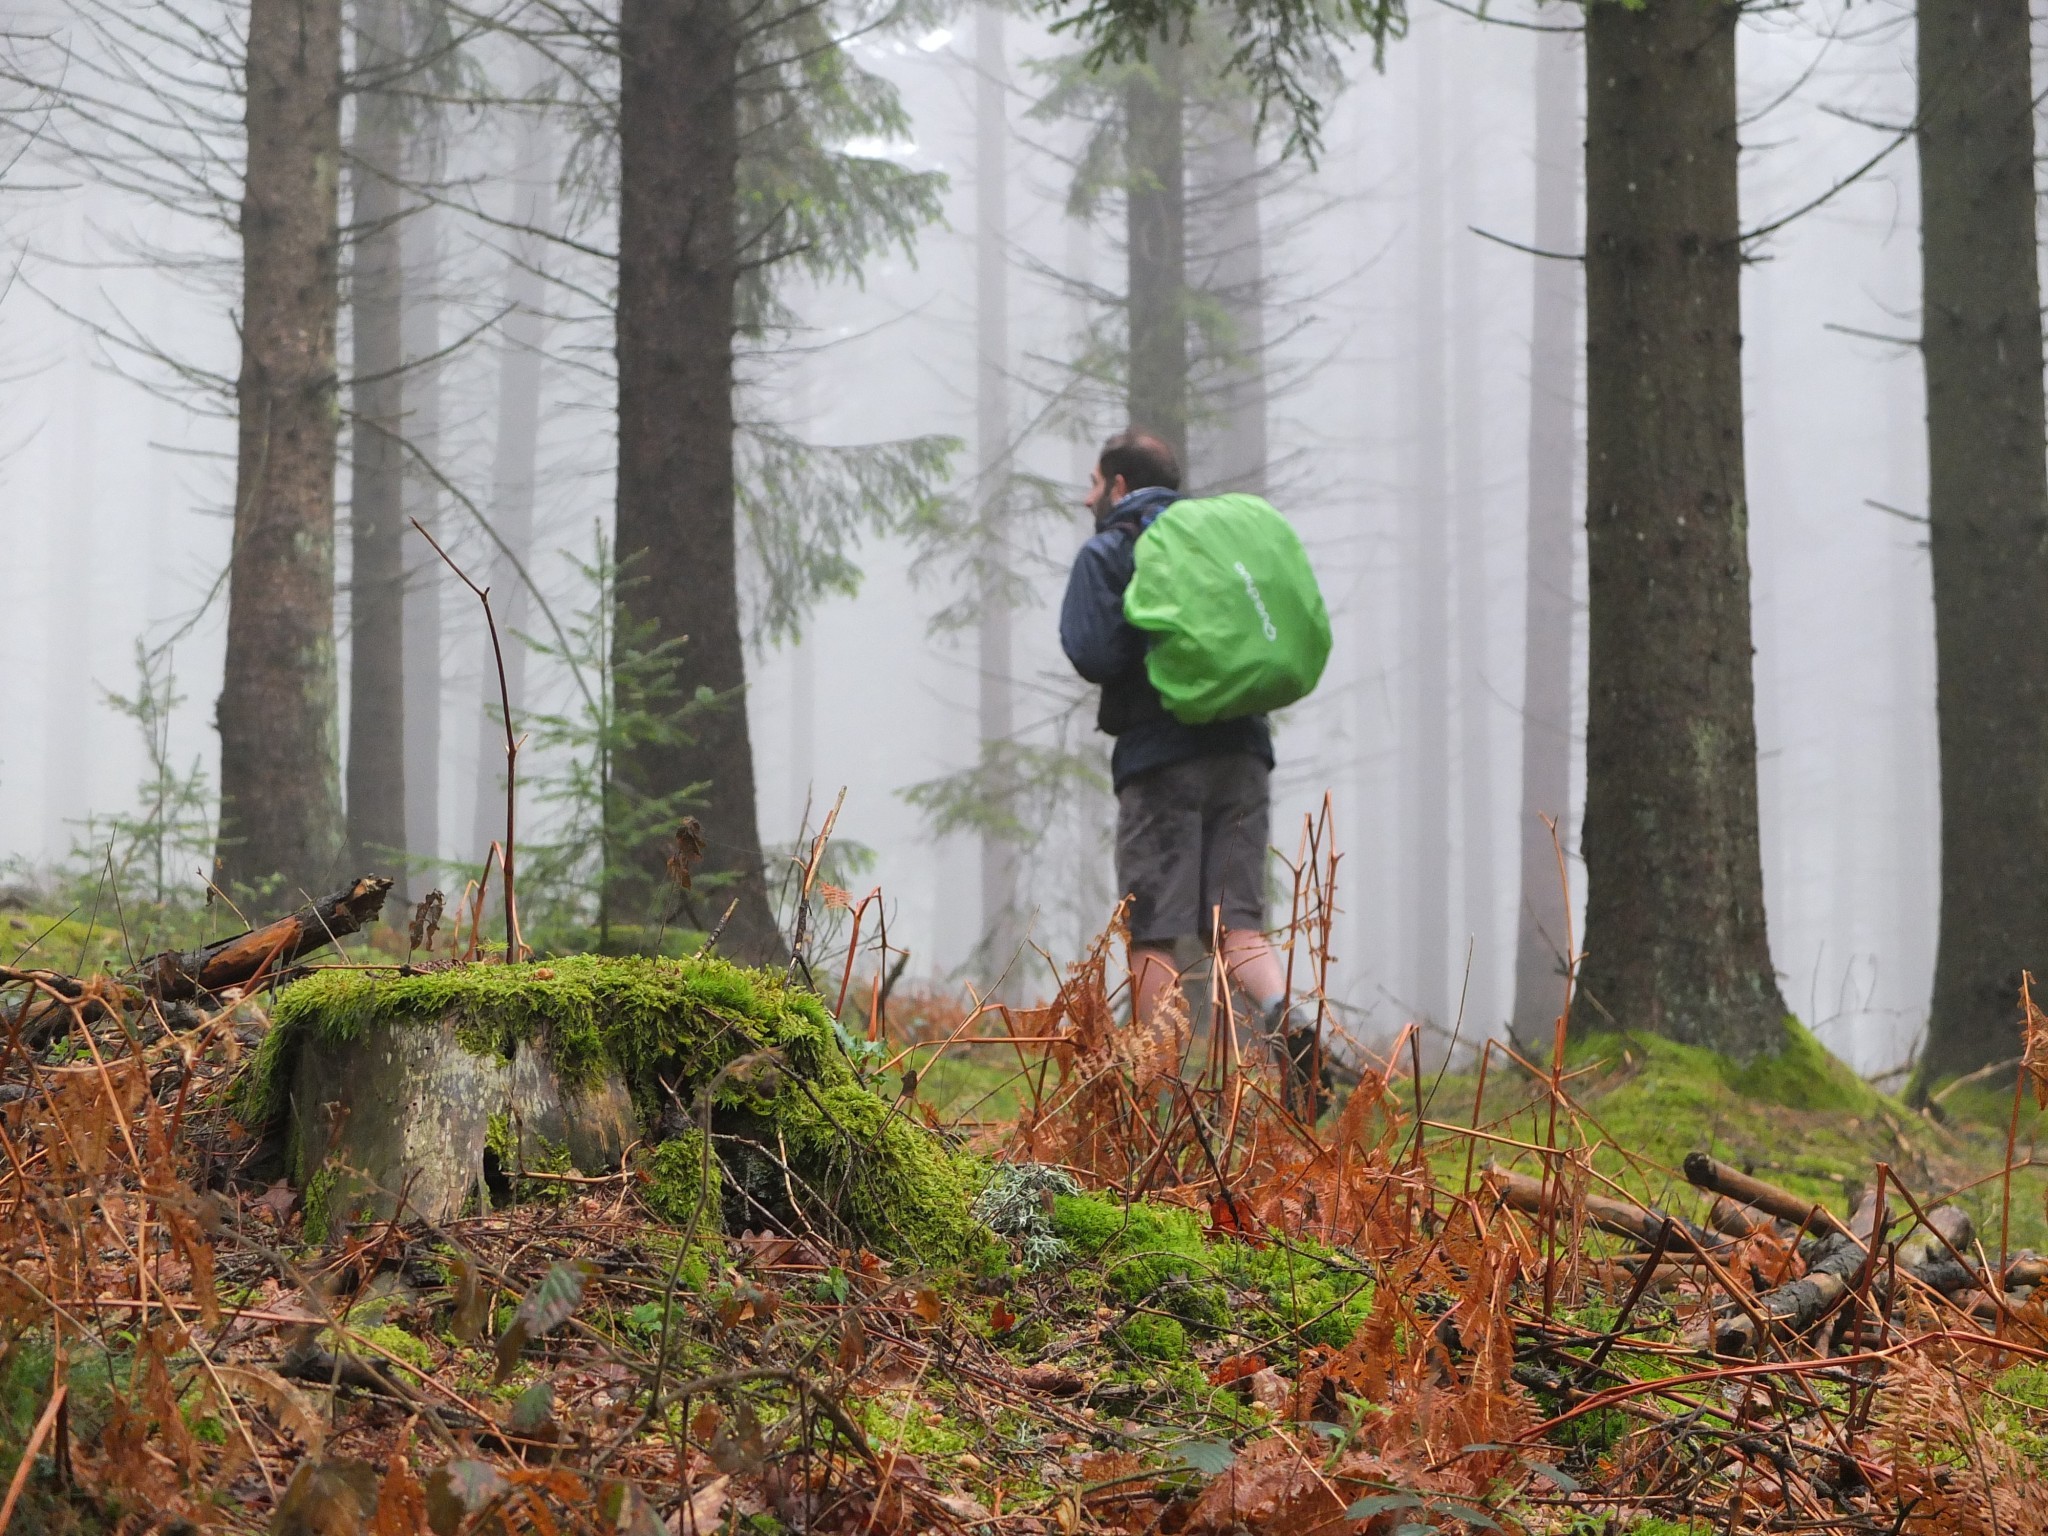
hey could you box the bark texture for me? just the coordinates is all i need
[976,5,1022,984]
[344,0,409,888]
[1510,27,1582,1045]
[1125,42,1186,462]
[473,76,552,860]
[217,0,345,896]
[402,151,445,870]
[1915,0,2048,1081]
[1575,0,1786,1058]
[613,0,781,958]
[1189,92,1267,492]
[1405,25,1451,1026]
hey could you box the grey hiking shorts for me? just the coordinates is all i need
[1116,752,1271,945]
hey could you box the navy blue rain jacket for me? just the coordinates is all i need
[1058,486,1273,791]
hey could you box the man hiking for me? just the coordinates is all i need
[1059,428,1301,1082]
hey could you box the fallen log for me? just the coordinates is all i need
[1484,1164,1726,1254]
[139,876,394,1003]
[1682,1152,1849,1238]
[1710,1190,1881,1355]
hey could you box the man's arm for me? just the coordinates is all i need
[1059,533,1147,685]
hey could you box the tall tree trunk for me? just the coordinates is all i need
[403,124,445,873]
[976,4,1022,983]
[217,0,344,895]
[1509,25,1581,1045]
[1451,85,1495,1031]
[613,0,781,958]
[473,81,552,862]
[1405,24,1451,1027]
[1575,0,1785,1058]
[1125,41,1185,462]
[1915,0,2048,1082]
[344,0,408,890]
[1190,91,1267,492]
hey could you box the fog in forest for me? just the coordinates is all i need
[0,0,1938,1073]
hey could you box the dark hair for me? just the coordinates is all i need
[1098,429,1181,493]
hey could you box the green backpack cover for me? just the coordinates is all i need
[1122,493,1332,725]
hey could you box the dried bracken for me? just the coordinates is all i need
[3,843,2048,1536]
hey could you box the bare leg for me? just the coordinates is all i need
[1130,942,1181,1029]
[1219,928,1285,1010]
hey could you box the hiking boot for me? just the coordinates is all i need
[1265,998,1331,1121]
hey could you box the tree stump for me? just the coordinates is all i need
[289,1010,635,1233]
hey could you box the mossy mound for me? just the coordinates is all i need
[247,952,842,1124]
[1038,1190,1375,1361]
[243,954,987,1265]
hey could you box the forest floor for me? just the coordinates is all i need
[5,881,2048,1536]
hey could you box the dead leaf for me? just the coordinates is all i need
[935,1492,993,1523]
[667,818,706,892]
[448,1252,489,1344]
[1015,1365,1085,1396]
[837,1310,867,1371]
[1207,1354,1267,1387]
[215,1363,327,1454]
[669,1474,730,1536]
[408,892,445,956]
[254,1179,298,1225]
[372,1454,428,1536]
[912,1288,942,1325]
[274,1458,381,1536]
[989,1299,1017,1333]
[424,1459,509,1536]
[600,1480,667,1536]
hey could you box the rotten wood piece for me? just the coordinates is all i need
[1681,1152,1849,1238]
[1708,1187,1887,1356]
[1483,1164,1725,1254]
[139,876,394,1002]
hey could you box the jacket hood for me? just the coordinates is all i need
[1096,484,1183,534]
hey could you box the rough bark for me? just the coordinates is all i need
[1574,0,1786,1058]
[1451,80,1496,1031]
[473,77,552,860]
[1189,93,1267,492]
[1125,41,1186,462]
[292,1025,635,1228]
[1915,0,2048,1081]
[344,0,409,890]
[613,0,781,958]
[402,148,445,871]
[1510,26,1581,1047]
[217,0,345,896]
[1405,25,1451,1026]
[976,5,1022,985]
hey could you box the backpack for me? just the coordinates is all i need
[1121,493,1332,725]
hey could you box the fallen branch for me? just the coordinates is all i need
[138,876,394,1003]
[1681,1152,1849,1238]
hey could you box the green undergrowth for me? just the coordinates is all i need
[1405,1019,2048,1252]
[244,954,988,1265]
[1039,1190,1375,1364]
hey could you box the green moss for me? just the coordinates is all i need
[302,1166,339,1246]
[243,952,846,1127]
[250,954,992,1265]
[776,1083,987,1266]
[340,1323,437,1375]
[1215,1239,1375,1349]
[638,1133,722,1232]
[1115,1313,1189,1361]
[1719,1019,1880,1113]
[858,1395,974,1457]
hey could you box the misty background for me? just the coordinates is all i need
[0,0,1935,1071]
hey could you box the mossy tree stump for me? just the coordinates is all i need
[243,954,986,1261]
